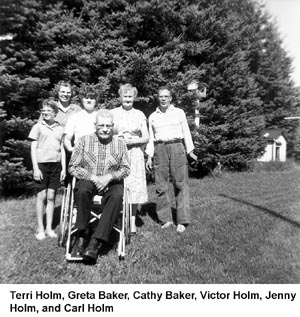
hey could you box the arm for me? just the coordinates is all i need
[145,117,155,172]
[110,139,131,181]
[64,114,76,152]
[31,141,43,181]
[64,133,74,152]
[68,137,93,180]
[60,142,66,182]
[91,139,130,192]
[180,110,195,157]
[125,119,149,147]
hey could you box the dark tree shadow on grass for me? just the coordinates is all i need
[219,193,300,228]
[139,202,178,224]
[140,202,159,223]
[136,214,144,228]
[53,206,61,229]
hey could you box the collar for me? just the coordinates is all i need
[93,132,113,145]
[119,106,134,112]
[41,120,60,129]
[155,104,175,114]
[58,103,77,113]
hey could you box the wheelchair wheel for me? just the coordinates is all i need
[118,187,131,260]
[58,182,72,247]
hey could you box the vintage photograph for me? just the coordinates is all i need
[0,0,300,287]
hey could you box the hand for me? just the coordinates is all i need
[91,174,113,193]
[33,168,43,181]
[145,157,153,172]
[188,151,197,162]
[60,169,66,182]
[125,137,137,146]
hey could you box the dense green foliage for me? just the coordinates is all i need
[0,0,299,195]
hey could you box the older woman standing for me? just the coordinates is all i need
[110,84,149,234]
[40,81,81,127]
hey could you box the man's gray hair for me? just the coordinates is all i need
[118,83,138,98]
[96,109,113,121]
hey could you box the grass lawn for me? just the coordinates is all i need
[1,168,300,284]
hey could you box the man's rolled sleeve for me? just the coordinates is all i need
[180,110,195,154]
[145,116,155,158]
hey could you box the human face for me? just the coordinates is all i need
[121,90,135,110]
[41,105,56,123]
[82,97,97,113]
[158,89,172,111]
[95,116,114,142]
[58,85,72,105]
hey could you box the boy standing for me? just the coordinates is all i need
[29,98,66,240]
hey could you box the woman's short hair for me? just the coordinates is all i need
[118,83,138,98]
[40,97,59,114]
[79,87,99,105]
[54,81,75,98]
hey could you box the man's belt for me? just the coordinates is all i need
[154,139,183,145]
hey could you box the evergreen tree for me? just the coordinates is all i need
[0,0,299,195]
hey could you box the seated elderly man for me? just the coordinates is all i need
[68,109,130,260]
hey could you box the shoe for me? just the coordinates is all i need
[71,237,87,258]
[35,232,46,240]
[45,230,58,238]
[83,238,101,260]
[176,224,186,233]
[161,221,173,229]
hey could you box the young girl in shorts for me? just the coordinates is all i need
[29,98,66,240]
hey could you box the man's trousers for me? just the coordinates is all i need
[74,179,123,242]
[153,142,190,225]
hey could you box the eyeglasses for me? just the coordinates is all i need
[96,124,113,129]
[41,109,55,113]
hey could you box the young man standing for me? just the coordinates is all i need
[146,87,197,233]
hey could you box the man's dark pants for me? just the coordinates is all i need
[74,180,123,243]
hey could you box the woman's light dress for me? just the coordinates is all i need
[110,106,148,204]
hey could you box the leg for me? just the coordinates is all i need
[71,180,97,258]
[45,188,57,237]
[130,204,138,234]
[36,189,46,236]
[73,179,97,232]
[83,183,124,260]
[169,143,190,225]
[153,144,172,224]
[92,183,124,242]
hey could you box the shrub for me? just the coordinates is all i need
[0,159,33,197]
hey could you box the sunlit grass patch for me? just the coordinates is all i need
[1,168,300,283]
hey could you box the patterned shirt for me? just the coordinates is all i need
[69,134,130,182]
[146,104,194,157]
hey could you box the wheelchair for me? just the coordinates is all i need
[58,177,132,261]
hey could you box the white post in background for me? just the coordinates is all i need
[187,80,207,128]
